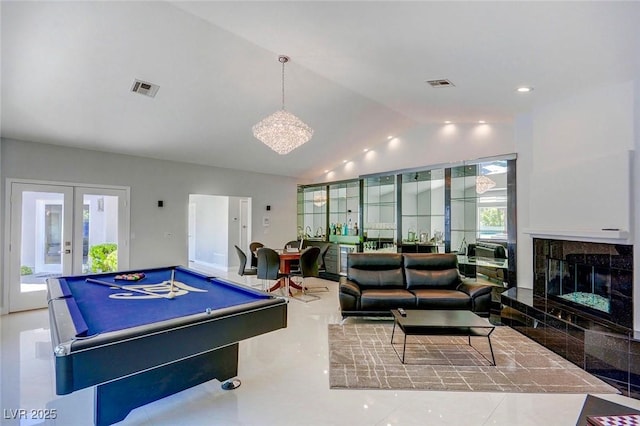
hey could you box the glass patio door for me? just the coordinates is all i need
[8,182,129,312]
[9,183,73,312]
[73,187,129,275]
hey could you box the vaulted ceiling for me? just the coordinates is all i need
[2,1,639,180]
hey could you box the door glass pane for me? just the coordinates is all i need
[20,191,65,293]
[83,194,119,273]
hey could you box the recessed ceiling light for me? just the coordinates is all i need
[324,170,329,173]
[478,120,486,124]
[517,86,533,93]
[387,135,393,140]
[444,120,452,124]
[343,160,347,163]
[363,148,369,152]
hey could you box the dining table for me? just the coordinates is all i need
[269,250,303,294]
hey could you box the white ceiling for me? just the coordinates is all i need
[2,1,639,181]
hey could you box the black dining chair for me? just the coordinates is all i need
[290,246,326,302]
[257,247,286,293]
[234,245,257,276]
[283,240,302,251]
[317,243,331,273]
[249,242,264,268]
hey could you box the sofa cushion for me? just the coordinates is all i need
[403,253,461,290]
[412,289,471,310]
[360,289,416,311]
[347,253,405,289]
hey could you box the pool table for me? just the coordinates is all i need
[47,266,287,426]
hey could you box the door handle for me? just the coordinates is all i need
[65,249,71,254]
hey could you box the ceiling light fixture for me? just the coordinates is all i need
[252,55,313,155]
[478,120,486,124]
[476,175,496,194]
[517,86,533,93]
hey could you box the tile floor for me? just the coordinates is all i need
[2,265,640,425]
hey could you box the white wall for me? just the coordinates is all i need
[0,139,298,311]
[634,79,640,331]
[227,196,243,268]
[320,122,515,183]
[527,81,634,235]
[514,114,533,288]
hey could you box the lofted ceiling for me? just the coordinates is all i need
[2,1,639,181]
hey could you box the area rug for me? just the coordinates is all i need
[328,323,618,393]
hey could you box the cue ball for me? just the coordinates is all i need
[167,292,175,299]
[206,308,212,315]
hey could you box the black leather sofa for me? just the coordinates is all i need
[339,253,493,318]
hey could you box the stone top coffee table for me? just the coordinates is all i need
[390,309,496,365]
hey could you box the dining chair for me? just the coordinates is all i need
[317,243,331,273]
[290,246,326,302]
[257,247,286,294]
[249,242,264,268]
[234,245,257,276]
[283,240,301,251]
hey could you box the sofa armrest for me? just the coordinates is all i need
[340,278,361,298]
[339,278,362,314]
[457,280,493,298]
[457,280,493,316]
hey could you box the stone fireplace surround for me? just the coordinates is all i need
[501,238,639,398]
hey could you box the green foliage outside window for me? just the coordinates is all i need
[480,208,505,227]
[21,265,34,276]
[89,243,118,272]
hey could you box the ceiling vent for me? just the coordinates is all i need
[131,79,160,98]
[426,79,455,88]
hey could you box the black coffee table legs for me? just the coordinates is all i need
[390,321,496,366]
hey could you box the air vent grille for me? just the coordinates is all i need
[426,79,455,88]
[131,79,160,98]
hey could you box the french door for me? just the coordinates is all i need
[7,181,129,312]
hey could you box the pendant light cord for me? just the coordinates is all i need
[279,55,289,110]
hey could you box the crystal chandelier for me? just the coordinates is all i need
[253,56,313,155]
[475,175,497,194]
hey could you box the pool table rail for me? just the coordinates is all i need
[49,296,287,395]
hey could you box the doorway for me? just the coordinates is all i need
[188,195,251,271]
[6,181,130,312]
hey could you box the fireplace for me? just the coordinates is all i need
[533,238,634,330]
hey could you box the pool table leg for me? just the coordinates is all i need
[95,343,239,426]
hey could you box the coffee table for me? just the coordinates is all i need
[390,309,496,365]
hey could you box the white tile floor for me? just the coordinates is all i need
[2,266,640,426]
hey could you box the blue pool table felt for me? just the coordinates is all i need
[58,268,270,336]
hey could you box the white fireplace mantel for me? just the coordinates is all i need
[523,228,631,244]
